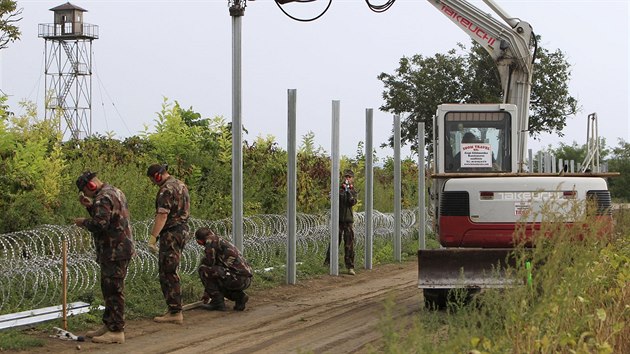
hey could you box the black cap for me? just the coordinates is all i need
[343,169,354,177]
[76,171,97,191]
[195,227,216,241]
[147,163,168,177]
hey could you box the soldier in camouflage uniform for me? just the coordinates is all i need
[146,164,190,324]
[195,227,253,311]
[324,169,358,275]
[74,171,135,344]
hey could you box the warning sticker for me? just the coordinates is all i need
[514,201,532,217]
[461,143,492,168]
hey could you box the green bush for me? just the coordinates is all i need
[377,205,629,353]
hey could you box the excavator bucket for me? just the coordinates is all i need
[418,248,520,289]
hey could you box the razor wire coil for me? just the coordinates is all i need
[0,208,429,313]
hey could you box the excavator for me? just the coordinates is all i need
[275,0,615,307]
[419,0,615,308]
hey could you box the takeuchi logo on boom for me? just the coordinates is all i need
[441,5,497,47]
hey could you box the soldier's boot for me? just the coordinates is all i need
[234,292,249,311]
[85,325,108,338]
[92,331,125,344]
[202,297,226,311]
[153,311,183,324]
[348,268,356,275]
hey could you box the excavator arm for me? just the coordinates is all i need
[427,0,535,171]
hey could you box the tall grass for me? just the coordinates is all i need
[378,206,629,353]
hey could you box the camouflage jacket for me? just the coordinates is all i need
[200,234,253,277]
[83,184,135,262]
[155,176,190,230]
[339,182,357,223]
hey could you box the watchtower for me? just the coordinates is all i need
[38,2,99,140]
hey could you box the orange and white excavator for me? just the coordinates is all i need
[419,0,614,308]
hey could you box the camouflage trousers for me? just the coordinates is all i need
[198,265,252,301]
[158,224,188,313]
[100,259,130,332]
[324,222,355,269]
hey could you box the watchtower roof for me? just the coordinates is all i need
[49,2,87,12]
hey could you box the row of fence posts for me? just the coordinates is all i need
[528,150,608,173]
[285,90,417,284]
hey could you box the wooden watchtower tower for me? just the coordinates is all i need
[38,2,99,140]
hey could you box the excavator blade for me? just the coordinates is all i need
[418,248,520,289]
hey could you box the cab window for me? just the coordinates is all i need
[443,111,511,173]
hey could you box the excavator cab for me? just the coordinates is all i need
[437,104,518,174]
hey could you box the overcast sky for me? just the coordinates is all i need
[1,0,628,159]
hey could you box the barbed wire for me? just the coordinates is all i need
[0,209,430,313]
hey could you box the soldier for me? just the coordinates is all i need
[74,171,134,344]
[146,164,190,324]
[324,169,358,275]
[195,227,253,311]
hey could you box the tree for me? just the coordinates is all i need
[0,98,66,233]
[378,39,578,151]
[0,0,22,50]
[606,139,630,202]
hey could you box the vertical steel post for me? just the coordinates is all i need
[418,122,426,250]
[231,5,244,251]
[287,89,297,284]
[330,100,340,275]
[364,108,374,269]
[62,237,68,330]
[394,114,401,261]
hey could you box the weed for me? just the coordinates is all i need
[376,204,629,353]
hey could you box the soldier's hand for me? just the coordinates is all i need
[73,218,86,227]
[201,292,210,304]
[78,192,92,208]
[148,235,159,255]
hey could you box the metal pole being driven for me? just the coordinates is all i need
[229,1,245,251]
[364,109,374,270]
[418,122,426,250]
[329,100,341,276]
[394,114,401,262]
[287,89,297,284]
[62,237,68,330]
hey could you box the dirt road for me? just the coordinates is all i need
[24,260,421,354]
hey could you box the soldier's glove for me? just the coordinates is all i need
[148,235,159,255]
[201,292,210,304]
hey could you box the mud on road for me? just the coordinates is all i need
[22,260,422,354]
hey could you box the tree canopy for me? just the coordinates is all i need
[0,0,21,50]
[378,39,578,151]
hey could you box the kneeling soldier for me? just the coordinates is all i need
[195,227,253,311]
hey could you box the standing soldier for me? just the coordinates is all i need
[195,227,253,311]
[147,164,190,325]
[74,171,134,344]
[324,169,358,275]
